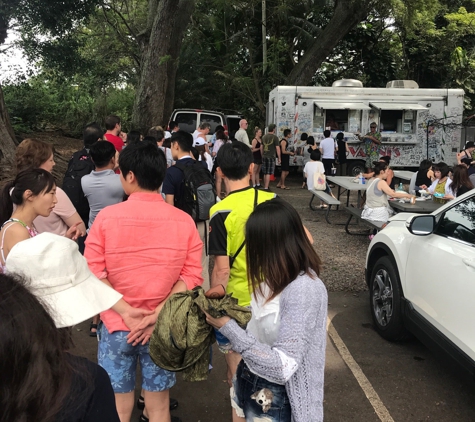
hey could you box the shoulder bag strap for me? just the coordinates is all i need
[229,189,258,269]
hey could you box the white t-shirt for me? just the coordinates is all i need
[303,161,325,190]
[199,152,213,172]
[320,137,336,159]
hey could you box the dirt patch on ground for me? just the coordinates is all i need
[0,132,83,186]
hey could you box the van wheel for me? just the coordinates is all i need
[369,256,410,341]
[347,160,366,176]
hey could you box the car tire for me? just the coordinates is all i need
[369,256,410,341]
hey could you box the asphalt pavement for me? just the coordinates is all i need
[71,290,475,422]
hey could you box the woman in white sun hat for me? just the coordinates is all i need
[2,232,125,421]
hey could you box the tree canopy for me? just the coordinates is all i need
[1,0,475,147]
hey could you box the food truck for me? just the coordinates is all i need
[266,80,464,175]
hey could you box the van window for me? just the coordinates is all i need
[380,110,416,134]
[175,112,197,133]
[226,117,241,135]
[200,114,222,134]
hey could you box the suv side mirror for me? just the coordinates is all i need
[406,215,436,236]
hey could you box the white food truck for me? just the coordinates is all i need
[266,80,464,175]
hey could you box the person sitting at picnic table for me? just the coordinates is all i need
[414,159,435,191]
[363,156,394,188]
[427,162,452,204]
[444,164,474,200]
[356,122,381,172]
[362,161,415,223]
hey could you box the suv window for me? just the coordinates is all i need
[435,195,475,246]
[175,112,197,133]
[200,113,222,135]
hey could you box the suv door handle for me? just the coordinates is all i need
[462,259,475,269]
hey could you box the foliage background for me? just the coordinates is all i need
[3,0,475,136]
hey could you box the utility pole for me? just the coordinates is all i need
[262,0,267,74]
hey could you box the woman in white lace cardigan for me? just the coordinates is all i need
[204,198,328,422]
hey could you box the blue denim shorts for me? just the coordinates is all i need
[233,360,291,422]
[97,323,176,393]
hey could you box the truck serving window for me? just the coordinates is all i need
[380,110,416,134]
[370,103,427,135]
[314,101,368,132]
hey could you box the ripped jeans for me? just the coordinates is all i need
[232,360,291,422]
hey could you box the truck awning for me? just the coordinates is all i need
[313,101,371,110]
[369,102,428,110]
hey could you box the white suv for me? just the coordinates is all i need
[365,190,475,376]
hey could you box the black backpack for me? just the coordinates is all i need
[62,148,95,225]
[174,160,217,222]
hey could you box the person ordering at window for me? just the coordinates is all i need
[357,123,381,172]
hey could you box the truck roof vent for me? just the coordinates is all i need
[332,79,363,88]
[386,80,419,89]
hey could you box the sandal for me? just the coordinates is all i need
[89,322,98,337]
[280,186,290,190]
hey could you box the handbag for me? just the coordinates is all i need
[313,172,326,191]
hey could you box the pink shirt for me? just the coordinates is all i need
[34,187,77,236]
[85,192,203,333]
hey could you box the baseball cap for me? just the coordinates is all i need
[194,137,207,146]
[6,233,123,328]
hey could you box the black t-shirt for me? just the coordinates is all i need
[162,157,207,208]
[455,185,472,197]
[55,354,119,422]
[337,140,347,164]
[415,170,432,188]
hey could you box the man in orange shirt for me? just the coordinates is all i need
[85,142,203,422]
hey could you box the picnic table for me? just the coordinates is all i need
[393,170,415,181]
[389,198,444,214]
[326,176,368,208]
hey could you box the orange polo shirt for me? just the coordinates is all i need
[85,192,203,333]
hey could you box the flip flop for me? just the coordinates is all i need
[280,187,290,190]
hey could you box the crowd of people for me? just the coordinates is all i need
[0,117,328,422]
[2,112,475,422]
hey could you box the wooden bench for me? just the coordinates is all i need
[344,206,386,235]
[309,189,341,224]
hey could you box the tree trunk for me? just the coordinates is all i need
[133,0,195,132]
[285,0,372,86]
[0,83,17,168]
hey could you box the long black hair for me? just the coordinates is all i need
[0,169,56,226]
[0,273,73,422]
[246,198,322,301]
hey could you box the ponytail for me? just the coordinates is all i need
[0,169,55,226]
[0,181,15,226]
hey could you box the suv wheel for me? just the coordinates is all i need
[370,256,410,341]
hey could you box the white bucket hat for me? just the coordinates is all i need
[6,232,123,328]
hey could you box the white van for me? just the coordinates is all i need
[170,109,243,140]
[267,80,464,175]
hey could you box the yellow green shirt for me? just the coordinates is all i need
[208,187,275,306]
